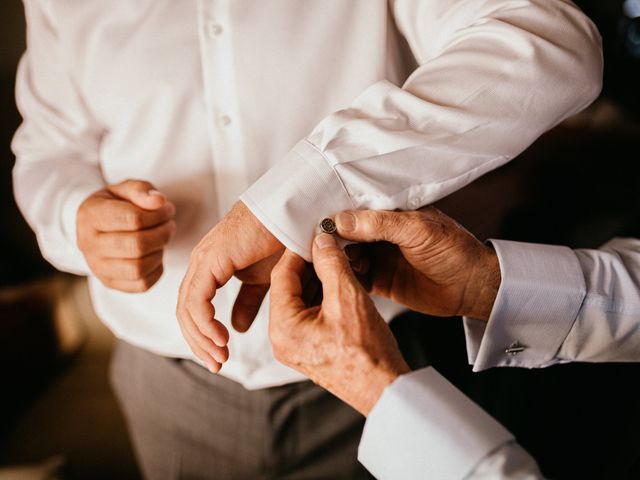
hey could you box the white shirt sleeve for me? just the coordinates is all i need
[358,368,543,480]
[12,1,106,275]
[463,238,640,371]
[240,0,603,260]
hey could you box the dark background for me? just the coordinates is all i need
[1,1,639,479]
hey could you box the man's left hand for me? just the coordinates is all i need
[269,233,410,416]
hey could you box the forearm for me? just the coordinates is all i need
[243,0,602,260]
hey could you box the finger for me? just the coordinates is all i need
[231,283,270,333]
[90,251,164,281]
[335,209,439,249]
[177,266,230,348]
[101,264,164,293]
[95,220,176,258]
[180,324,222,374]
[108,179,168,211]
[90,198,176,232]
[182,266,230,347]
[179,309,229,365]
[270,250,307,316]
[311,233,362,300]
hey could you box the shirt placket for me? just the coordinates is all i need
[196,0,247,219]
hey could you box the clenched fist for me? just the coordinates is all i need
[77,179,176,293]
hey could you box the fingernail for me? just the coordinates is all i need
[315,233,337,249]
[148,189,166,198]
[207,361,220,374]
[336,212,356,232]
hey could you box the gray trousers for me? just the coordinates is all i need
[110,340,372,480]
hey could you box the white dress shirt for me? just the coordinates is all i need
[12,0,602,389]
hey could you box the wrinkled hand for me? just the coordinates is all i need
[269,233,410,416]
[177,201,283,372]
[335,207,501,321]
[77,179,176,293]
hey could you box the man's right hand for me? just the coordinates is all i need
[77,179,176,293]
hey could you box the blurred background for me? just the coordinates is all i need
[0,1,639,479]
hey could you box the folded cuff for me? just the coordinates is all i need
[467,240,586,371]
[358,367,514,480]
[240,139,354,261]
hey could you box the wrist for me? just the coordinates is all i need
[344,354,410,417]
[462,246,501,321]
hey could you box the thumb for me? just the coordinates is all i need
[312,233,363,299]
[108,179,168,210]
[335,209,435,249]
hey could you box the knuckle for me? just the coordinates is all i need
[136,268,162,292]
[76,231,91,251]
[98,275,114,289]
[176,305,188,323]
[406,211,427,230]
[200,321,218,339]
[367,211,386,233]
[135,278,153,292]
[76,205,89,225]
[135,180,154,190]
[124,210,144,230]
[394,211,427,244]
[127,235,147,257]
[190,247,208,265]
[125,259,145,279]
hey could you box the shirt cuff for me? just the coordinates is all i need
[240,139,354,261]
[358,367,514,480]
[58,180,104,275]
[463,240,587,372]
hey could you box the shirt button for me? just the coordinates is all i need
[219,114,232,126]
[206,21,223,37]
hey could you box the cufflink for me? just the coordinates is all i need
[319,218,337,234]
[504,341,526,355]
